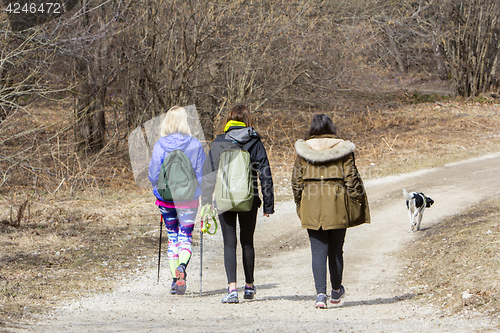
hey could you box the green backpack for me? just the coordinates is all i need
[215,139,257,212]
[158,139,198,202]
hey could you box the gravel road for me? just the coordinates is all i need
[14,152,500,333]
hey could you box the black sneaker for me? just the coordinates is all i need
[330,285,345,304]
[170,279,177,295]
[244,285,256,300]
[221,289,239,304]
[315,294,328,308]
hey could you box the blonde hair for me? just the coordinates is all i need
[160,106,191,136]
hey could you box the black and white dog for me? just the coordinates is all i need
[403,189,434,232]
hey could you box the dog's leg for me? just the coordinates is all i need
[408,199,419,232]
[410,209,418,232]
[416,208,424,231]
[408,208,413,231]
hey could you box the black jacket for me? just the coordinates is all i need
[201,126,274,214]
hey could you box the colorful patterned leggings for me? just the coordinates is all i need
[159,206,197,278]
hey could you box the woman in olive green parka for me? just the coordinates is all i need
[291,114,370,308]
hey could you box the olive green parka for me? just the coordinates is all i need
[291,134,370,230]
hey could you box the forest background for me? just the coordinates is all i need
[2,0,500,187]
[1,0,500,328]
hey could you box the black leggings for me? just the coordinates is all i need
[307,228,346,295]
[219,207,258,285]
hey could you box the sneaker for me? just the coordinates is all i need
[315,294,328,308]
[330,285,345,304]
[244,285,256,300]
[170,280,177,295]
[175,265,187,295]
[222,289,239,304]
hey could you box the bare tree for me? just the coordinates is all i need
[0,0,125,190]
[440,0,500,96]
[382,0,500,96]
[0,13,60,121]
[116,1,248,139]
[1,0,121,155]
[0,13,67,189]
[9,0,493,193]
[68,1,123,153]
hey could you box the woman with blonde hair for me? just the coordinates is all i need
[148,106,206,295]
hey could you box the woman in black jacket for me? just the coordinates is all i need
[202,105,274,304]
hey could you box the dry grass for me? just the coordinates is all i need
[0,188,160,323]
[402,197,500,316]
[1,92,500,326]
[262,96,500,201]
[0,99,133,194]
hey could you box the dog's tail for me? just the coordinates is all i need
[402,189,412,201]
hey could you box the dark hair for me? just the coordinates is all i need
[225,104,253,128]
[305,114,337,139]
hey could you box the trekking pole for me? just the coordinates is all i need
[157,215,163,284]
[199,217,204,296]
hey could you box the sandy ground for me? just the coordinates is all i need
[11,152,500,333]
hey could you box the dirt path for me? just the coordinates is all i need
[14,153,500,333]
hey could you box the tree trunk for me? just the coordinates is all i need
[74,60,106,154]
[386,27,406,73]
[442,0,500,97]
[0,65,14,121]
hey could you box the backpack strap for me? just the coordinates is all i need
[181,136,199,187]
[241,138,258,151]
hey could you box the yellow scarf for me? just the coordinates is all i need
[224,120,246,132]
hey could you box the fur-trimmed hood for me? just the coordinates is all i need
[295,136,355,163]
